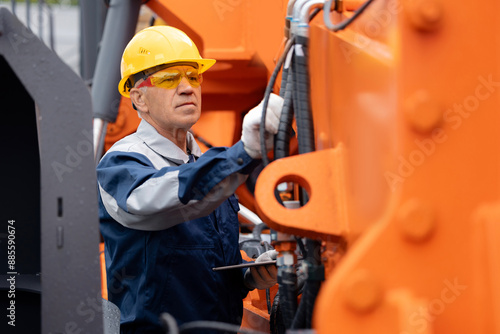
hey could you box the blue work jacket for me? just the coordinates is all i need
[97,120,257,333]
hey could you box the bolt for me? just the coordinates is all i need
[404,90,442,133]
[343,269,382,313]
[406,0,443,32]
[420,2,442,24]
[397,198,436,242]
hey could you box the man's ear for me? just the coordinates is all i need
[130,88,148,113]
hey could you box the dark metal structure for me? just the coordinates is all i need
[0,8,103,333]
[91,0,141,160]
[79,0,107,83]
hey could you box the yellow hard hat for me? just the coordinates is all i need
[118,26,216,98]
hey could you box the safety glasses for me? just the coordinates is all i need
[137,68,203,90]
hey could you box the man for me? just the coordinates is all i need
[97,25,283,333]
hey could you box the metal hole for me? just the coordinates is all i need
[57,197,63,217]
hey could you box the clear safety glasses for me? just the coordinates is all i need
[137,68,203,90]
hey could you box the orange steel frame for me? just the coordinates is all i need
[256,0,500,333]
[104,0,500,332]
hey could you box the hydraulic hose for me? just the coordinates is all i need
[262,3,322,165]
[279,58,290,99]
[270,291,285,334]
[292,34,315,155]
[304,240,322,328]
[260,37,296,166]
[264,1,326,331]
[291,33,315,206]
[291,239,323,329]
[271,265,306,334]
[290,2,324,329]
[290,281,307,328]
[278,265,298,329]
[272,43,299,331]
[275,48,295,160]
[299,0,325,25]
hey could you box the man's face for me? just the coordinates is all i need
[133,65,202,136]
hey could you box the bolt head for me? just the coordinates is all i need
[397,198,436,242]
[343,270,382,313]
[404,90,442,133]
[406,0,443,32]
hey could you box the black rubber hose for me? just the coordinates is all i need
[290,239,323,329]
[159,312,179,334]
[272,58,294,204]
[305,239,323,328]
[291,34,315,205]
[274,55,298,326]
[290,281,307,329]
[273,55,298,328]
[271,260,306,333]
[292,29,324,328]
[304,279,321,328]
[275,8,321,161]
[270,291,285,334]
[260,37,295,166]
[279,62,289,98]
[268,7,325,331]
[278,267,298,329]
[295,236,307,258]
[293,34,315,155]
[274,54,295,160]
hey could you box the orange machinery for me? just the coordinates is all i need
[103,1,290,331]
[105,0,291,214]
[105,0,500,333]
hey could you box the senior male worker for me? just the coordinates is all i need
[97,26,283,333]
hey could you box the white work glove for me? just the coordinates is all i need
[241,93,284,159]
[244,250,278,290]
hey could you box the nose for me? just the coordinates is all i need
[177,76,195,94]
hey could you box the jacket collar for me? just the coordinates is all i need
[136,120,202,165]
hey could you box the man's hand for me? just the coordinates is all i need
[241,94,284,159]
[244,250,278,290]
